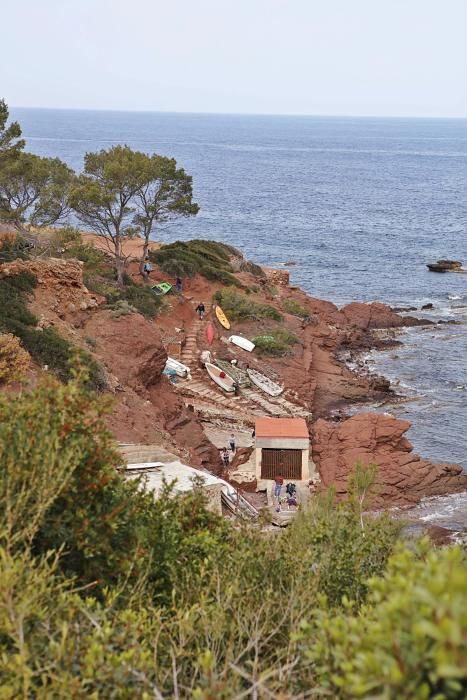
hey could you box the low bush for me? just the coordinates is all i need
[0,271,106,390]
[149,239,242,287]
[0,333,30,384]
[213,287,282,322]
[0,235,30,263]
[106,278,162,319]
[252,327,299,356]
[110,299,138,318]
[0,379,464,699]
[52,226,107,268]
[283,297,309,318]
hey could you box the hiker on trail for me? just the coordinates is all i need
[175,276,183,293]
[195,302,205,319]
[229,433,236,453]
[222,447,230,468]
[142,257,153,280]
[274,474,284,501]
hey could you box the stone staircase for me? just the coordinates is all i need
[180,318,203,367]
[174,318,311,422]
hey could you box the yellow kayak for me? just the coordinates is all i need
[215,305,231,330]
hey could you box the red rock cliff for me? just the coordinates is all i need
[312,413,467,506]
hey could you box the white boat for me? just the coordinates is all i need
[247,368,283,397]
[229,335,255,352]
[165,357,191,378]
[205,362,236,392]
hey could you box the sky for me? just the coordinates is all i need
[2,0,466,117]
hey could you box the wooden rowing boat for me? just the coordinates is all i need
[205,362,236,392]
[215,359,250,387]
[247,368,283,397]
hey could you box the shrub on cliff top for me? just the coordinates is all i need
[213,287,282,322]
[149,239,243,287]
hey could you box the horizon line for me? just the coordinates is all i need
[10,104,467,121]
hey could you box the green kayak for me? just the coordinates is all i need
[151,282,172,296]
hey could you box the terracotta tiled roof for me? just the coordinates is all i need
[255,417,309,439]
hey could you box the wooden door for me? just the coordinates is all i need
[260,448,302,480]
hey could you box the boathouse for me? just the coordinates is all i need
[255,417,311,482]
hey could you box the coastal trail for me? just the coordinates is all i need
[173,316,311,424]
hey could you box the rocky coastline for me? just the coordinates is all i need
[1,243,466,513]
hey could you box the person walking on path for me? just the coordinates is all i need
[195,302,205,320]
[175,276,183,293]
[229,433,236,453]
[221,447,230,469]
[142,257,153,281]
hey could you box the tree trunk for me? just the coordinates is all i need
[142,234,149,262]
[114,235,125,288]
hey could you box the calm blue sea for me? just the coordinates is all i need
[12,109,467,476]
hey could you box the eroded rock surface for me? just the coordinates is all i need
[313,413,467,506]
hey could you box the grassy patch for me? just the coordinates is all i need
[252,328,300,356]
[282,298,309,318]
[106,277,162,319]
[213,288,282,322]
[149,240,243,287]
[0,271,105,390]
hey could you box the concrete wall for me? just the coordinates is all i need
[256,437,309,450]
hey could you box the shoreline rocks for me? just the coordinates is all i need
[312,413,467,507]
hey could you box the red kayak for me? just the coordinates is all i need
[206,322,215,346]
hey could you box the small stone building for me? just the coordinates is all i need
[255,417,311,482]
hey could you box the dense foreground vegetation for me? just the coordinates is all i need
[0,378,466,697]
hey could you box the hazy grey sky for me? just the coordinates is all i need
[2,0,466,116]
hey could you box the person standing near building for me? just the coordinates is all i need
[274,473,284,501]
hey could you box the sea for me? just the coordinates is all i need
[12,108,467,529]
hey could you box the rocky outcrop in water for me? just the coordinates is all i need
[312,412,467,506]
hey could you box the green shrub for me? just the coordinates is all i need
[110,299,138,318]
[2,399,464,700]
[149,239,242,287]
[213,287,282,322]
[0,272,105,389]
[106,282,162,319]
[283,297,309,318]
[299,543,467,698]
[252,327,299,356]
